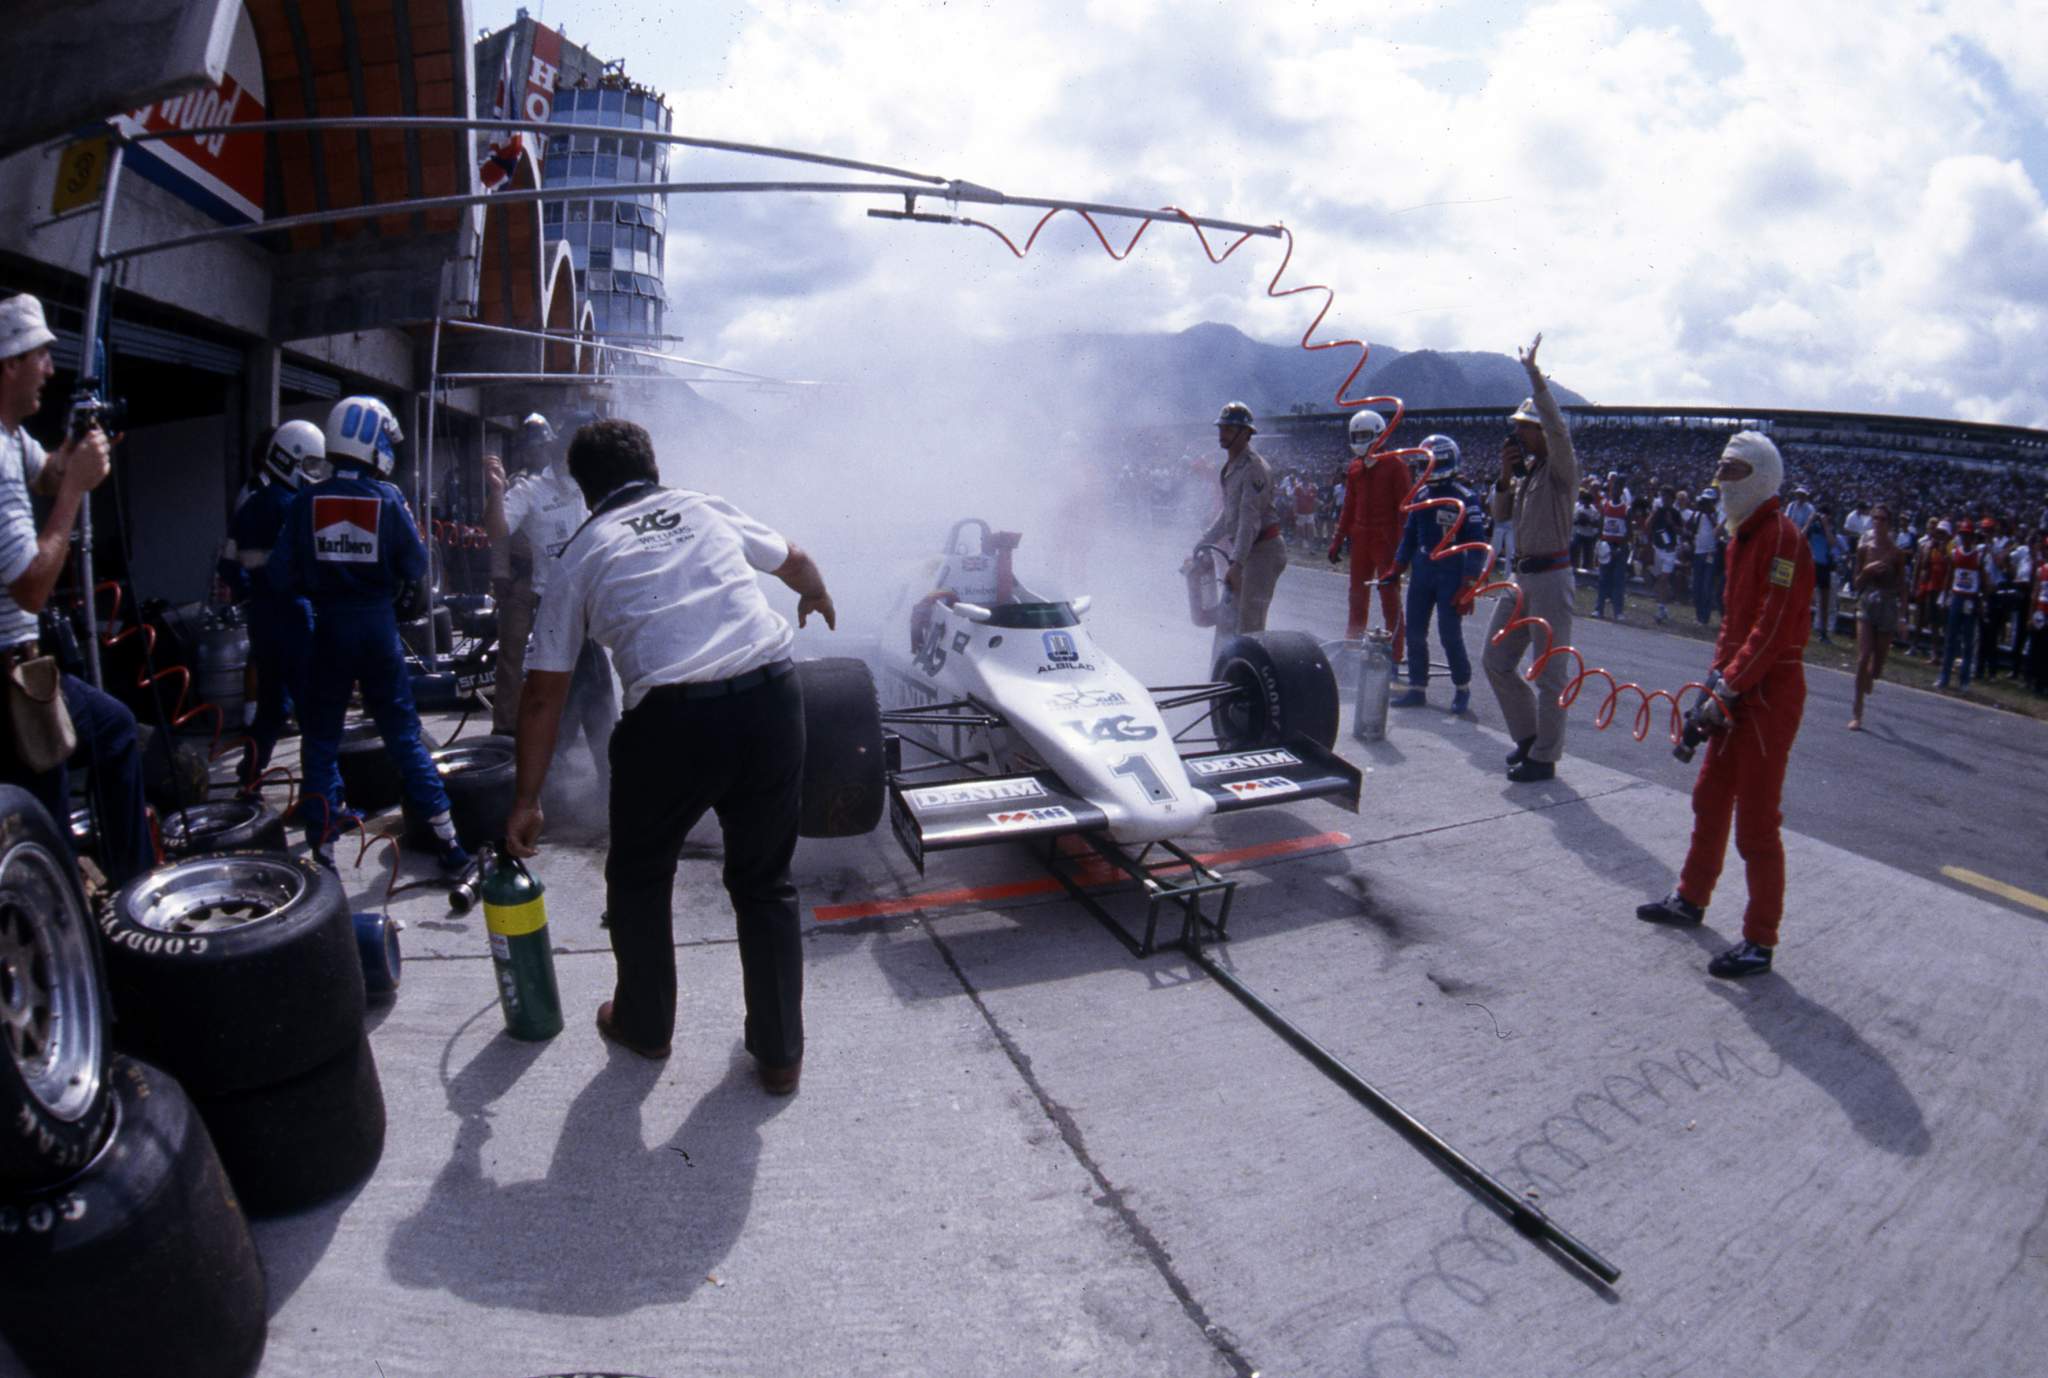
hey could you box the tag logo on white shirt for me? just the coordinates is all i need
[622,507,682,536]
[312,495,380,563]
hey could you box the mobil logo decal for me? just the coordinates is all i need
[312,496,381,563]
[1042,631,1080,663]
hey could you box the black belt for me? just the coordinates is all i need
[662,658,795,702]
[1514,552,1572,575]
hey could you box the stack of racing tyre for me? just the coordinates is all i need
[96,846,387,1220]
[0,787,268,1378]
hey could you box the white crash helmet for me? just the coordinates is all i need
[262,419,324,489]
[1419,433,1460,477]
[1347,409,1387,458]
[326,396,404,477]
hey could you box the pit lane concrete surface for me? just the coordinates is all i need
[6,547,2043,1378]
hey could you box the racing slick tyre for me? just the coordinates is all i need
[1212,631,1341,751]
[337,715,440,815]
[160,799,288,858]
[0,789,113,1188]
[796,658,886,838]
[100,851,364,1096]
[401,735,514,850]
[0,1055,268,1378]
[190,1031,385,1218]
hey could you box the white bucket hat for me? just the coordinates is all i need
[0,295,57,360]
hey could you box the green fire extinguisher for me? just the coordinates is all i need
[480,847,564,1041]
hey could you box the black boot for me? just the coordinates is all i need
[1505,735,1536,767]
[1707,940,1773,979]
[1506,757,1555,783]
[1636,891,1704,926]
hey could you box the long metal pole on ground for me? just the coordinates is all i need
[1180,934,1623,1287]
[74,141,127,689]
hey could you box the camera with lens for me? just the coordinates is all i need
[68,378,128,442]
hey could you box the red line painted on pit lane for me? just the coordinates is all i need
[812,831,1353,923]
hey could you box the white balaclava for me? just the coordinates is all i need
[1718,431,1783,528]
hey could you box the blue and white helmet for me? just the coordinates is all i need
[1420,433,1460,476]
[326,396,404,477]
[261,419,324,489]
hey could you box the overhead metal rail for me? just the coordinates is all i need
[69,114,1282,680]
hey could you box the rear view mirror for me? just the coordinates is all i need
[953,602,994,624]
[1070,595,1093,617]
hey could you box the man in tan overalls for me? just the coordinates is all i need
[1198,400,1286,664]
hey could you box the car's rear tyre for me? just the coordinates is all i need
[797,658,886,838]
[160,799,287,857]
[0,1056,268,1378]
[1212,631,1341,750]
[0,789,112,1188]
[191,1032,385,1218]
[100,852,363,1096]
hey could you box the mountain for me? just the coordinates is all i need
[983,323,1584,427]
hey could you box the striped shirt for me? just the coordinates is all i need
[0,423,49,650]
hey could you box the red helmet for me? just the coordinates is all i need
[1956,520,1975,534]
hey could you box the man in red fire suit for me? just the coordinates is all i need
[1329,408,1410,641]
[1637,431,1812,979]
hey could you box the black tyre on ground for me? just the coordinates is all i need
[100,851,363,1096]
[160,799,287,857]
[1211,631,1342,750]
[336,715,440,814]
[192,1031,385,1218]
[0,788,112,1187]
[401,734,514,849]
[353,910,402,1001]
[796,658,886,838]
[0,1055,267,1378]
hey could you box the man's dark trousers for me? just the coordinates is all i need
[1692,551,1720,625]
[605,670,804,1065]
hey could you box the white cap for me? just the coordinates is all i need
[0,295,57,360]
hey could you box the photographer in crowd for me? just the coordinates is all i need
[0,294,151,884]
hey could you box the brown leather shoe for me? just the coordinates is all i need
[757,1058,801,1096]
[595,1001,670,1059]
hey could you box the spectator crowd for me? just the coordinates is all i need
[1121,413,2048,697]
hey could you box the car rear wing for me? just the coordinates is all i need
[1179,736,1362,815]
[888,773,1106,873]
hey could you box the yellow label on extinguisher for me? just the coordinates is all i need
[484,896,547,938]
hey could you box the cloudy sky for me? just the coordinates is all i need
[483,0,2048,426]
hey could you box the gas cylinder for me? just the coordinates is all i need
[1352,629,1397,743]
[479,848,563,1041]
[194,607,249,734]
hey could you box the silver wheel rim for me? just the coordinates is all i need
[126,855,308,935]
[433,743,512,776]
[0,840,105,1124]
[162,800,262,850]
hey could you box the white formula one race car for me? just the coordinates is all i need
[794,518,1361,872]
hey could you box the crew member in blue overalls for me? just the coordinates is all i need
[218,420,336,801]
[1390,434,1491,714]
[271,396,467,870]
